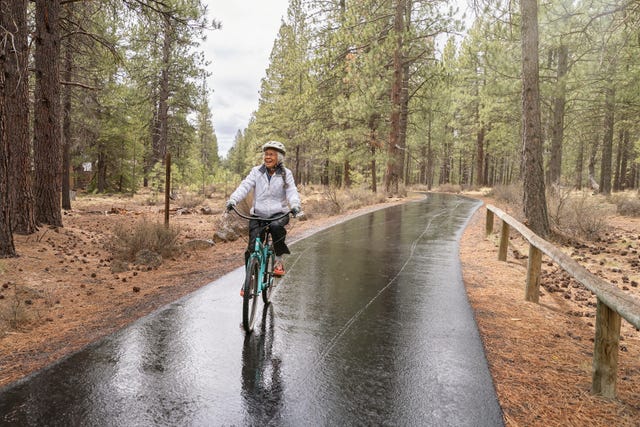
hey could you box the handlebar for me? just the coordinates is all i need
[229,205,294,222]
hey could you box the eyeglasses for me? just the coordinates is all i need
[263,152,277,157]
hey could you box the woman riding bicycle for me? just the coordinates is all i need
[226,141,301,276]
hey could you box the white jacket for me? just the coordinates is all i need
[230,164,301,217]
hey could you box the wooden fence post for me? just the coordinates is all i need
[486,209,494,236]
[592,299,621,398]
[525,245,542,303]
[498,221,509,261]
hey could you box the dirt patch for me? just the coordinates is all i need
[1,191,639,425]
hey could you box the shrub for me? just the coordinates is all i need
[179,192,205,209]
[489,183,523,207]
[109,220,180,263]
[611,193,640,217]
[144,192,160,206]
[301,186,387,217]
[0,283,43,333]
[343,187,387,211]
[437,183,462,193]
[323,186,343,213]
[549,192,611,241]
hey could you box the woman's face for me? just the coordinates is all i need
[263,148,279,169]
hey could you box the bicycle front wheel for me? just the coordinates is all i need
[262,249,275,304]
[242,257,260,332]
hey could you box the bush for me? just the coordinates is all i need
[342,187,387,211]
[549,191,611,241]
[489,183,523,208]
[437,183,462,193]
[109,220,180,263]
[0,283,45,333]
[179,192,205,209]
[611,193,640,217]
[144,192,160,206]
[301,186,388,217]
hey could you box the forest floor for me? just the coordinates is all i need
[0,189,639,425]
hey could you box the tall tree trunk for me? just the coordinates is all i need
[369,113,379,193]
[4,0,36,234]
[371,144,377,193]
[399,57,410,182]
[384,0,406,195]
[145,15,172,185]
[476,125,485,186]
[156,15,173,165]
[0,0,17,256]
[599,84,615,195]
[61,27,74,210]
[426,110,434,190]
[613,128,624,191]
[295,145,301,185]
[34,0,63,227]
[520,0,549,237]
[343,158,352,188]
[588,135,600,192]
[547,44,568,186]
[574,139,584,189]
[322,139,330,186]
[97,150,107,192]
[619,129,630,189]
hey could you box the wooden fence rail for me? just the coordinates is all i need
[485,204,640,399]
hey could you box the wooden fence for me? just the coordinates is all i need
[485,204,640,399]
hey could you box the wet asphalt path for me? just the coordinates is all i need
[0,193,503,426]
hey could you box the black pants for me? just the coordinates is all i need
[245,214,290,264]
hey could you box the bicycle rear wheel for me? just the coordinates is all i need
[262,249,275,304]
[242,257,260,332]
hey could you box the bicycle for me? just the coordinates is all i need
[229,206,293,333]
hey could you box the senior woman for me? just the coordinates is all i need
[226,141,301,277]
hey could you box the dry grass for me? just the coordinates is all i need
[461,196,640,426]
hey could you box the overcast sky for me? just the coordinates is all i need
[203,1,289,158]
[202,1,471,159]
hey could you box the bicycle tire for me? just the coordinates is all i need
[262,248,275,304]
[242,257,260,332]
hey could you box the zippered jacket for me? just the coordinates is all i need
[229,164,301,217]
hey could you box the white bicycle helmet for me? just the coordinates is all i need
[262,140,286,155]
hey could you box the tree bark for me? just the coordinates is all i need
[588,135,600,192]
[574,138,584,189]
[520,0,549,237]
[476,125,485,187]
[62,25,74,210]
[0,0,17,256]
[4,0,37,234]
[384,0,406,195]
[0,78,16,257]
[34,0,63,227]
[156,15,172,165]
[547,44,568,186]
[618,129,629,190]
[599,84,615,195]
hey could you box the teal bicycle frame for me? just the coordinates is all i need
[231,206,291,332]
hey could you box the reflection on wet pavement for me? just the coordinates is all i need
[0,193,503,426]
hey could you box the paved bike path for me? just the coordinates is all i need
[0,193,503,426]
